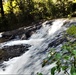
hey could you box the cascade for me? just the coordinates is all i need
[0,19,69,75]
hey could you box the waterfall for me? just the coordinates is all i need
[0,19,68,75]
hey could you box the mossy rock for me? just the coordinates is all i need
[66,25,76,37]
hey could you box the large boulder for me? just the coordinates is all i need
[0,44,31,62]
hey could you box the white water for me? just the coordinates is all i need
[0,32,3,38]
[0,19,69,75]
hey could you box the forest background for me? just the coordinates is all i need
[0,0,76,31]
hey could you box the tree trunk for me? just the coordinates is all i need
[0,0,9,31]
[0,0,4,17]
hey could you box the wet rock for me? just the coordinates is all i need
[2,24,42,41]
[46,20,54,25]
[63,21,76,28]
[1,20,54,42]
[66,36,76,42]
[48,36,68,47]
[69,22,76,26]
[2,28,26,40]
[63,21,70,27]
[21,34,26,40]
[0,44,31,62]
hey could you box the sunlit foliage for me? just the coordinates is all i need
[66,25,76,37]
[0,0,76,31]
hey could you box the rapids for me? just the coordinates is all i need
[0,19,75,75]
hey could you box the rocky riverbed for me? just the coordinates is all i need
[0,19,76,61]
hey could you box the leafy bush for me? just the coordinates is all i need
[37,72,43,75]
[66,25,76,37]
[42,42,76,75]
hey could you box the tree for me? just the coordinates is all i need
[8,0,14,13]
[0,0,8,31]
[0,0,4,17]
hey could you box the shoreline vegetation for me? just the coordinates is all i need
[0,0,76,32]
[40,23,76,75]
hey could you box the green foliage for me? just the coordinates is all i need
[0,0,76,31]
[42,42,76,75]
[66,25,76,37]
[3,0,74,19]
[51,67,56,75]
[37,72,43,75]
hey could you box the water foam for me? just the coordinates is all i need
[0,19,68,75]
